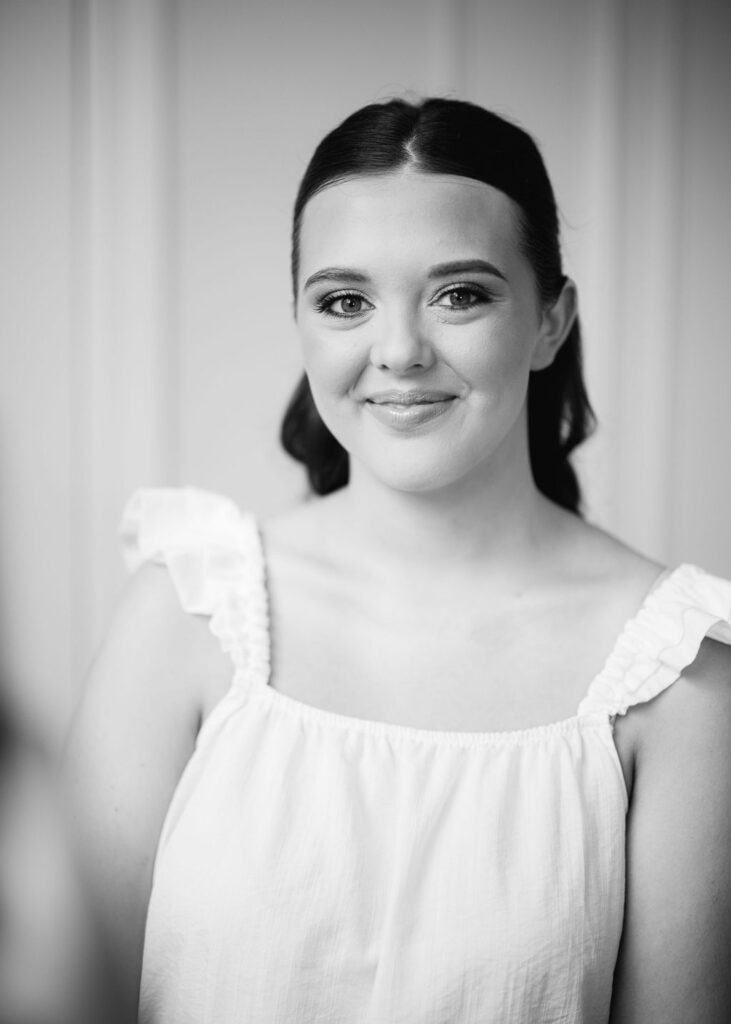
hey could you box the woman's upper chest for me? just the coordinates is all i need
[260,534,646,735]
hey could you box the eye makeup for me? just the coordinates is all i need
[313,281,495,321]
[314,290,373,319]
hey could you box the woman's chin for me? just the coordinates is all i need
[351,449,479,496]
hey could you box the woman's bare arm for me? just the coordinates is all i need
[62,562,229,1017]
[610,638,731,1022]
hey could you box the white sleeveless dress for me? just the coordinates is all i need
[120,487,731,1024]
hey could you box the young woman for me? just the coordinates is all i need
[65,98,731,1023]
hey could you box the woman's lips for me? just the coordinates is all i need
[364,391,456,430]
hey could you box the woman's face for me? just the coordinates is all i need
[295,169,571,494]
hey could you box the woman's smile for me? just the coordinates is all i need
[364,389,457,431]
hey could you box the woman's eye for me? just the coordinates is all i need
[434,286,488,310]
[316,292,373,319]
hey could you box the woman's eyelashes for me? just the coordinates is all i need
[431,284,492,311]
[313,283,493,320]
[314,290,374,319]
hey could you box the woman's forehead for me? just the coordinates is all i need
[298,170,522,272]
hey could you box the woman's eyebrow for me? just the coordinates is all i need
[303,267,370,290]
[428,259,507,282]
[303,259,507,292]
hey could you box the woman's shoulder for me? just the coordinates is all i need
[618,621,731,748]
[120,485,256,573]
[78,483,249,737]
[91,561,231,727]
[117,484,260,700]
[571,525,731,764]
[544,507,667,641]
[561,514,731,820]
[563,509,731,691]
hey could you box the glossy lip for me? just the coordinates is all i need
[366,389,455,406]
[364,390,457,430]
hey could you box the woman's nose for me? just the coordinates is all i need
[369,311,435,373]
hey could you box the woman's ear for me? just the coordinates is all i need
[530,278,578,371]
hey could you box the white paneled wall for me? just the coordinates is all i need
[1,0,77,735]
[71,0,180,668]
[1,0,729,740]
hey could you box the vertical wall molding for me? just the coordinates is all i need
[573,0,626,529]
[574,0,688,564]
[609,0,686,561]
[70,0,178,666]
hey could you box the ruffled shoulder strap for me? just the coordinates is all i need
[119,487,270,691]
[579,564,731,717]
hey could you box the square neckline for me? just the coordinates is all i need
[245,519,674,746]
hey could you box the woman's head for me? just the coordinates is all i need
[282,97,595,512]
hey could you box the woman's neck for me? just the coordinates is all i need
[323,443,566,588]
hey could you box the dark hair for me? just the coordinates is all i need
[281,97,595,513]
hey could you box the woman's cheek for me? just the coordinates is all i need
[306,347,361,401]
[450,322,532,396]
[300,333,366,429]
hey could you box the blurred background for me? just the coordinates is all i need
[1,0,730,745]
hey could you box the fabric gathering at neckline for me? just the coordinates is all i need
[120,486,731,749]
